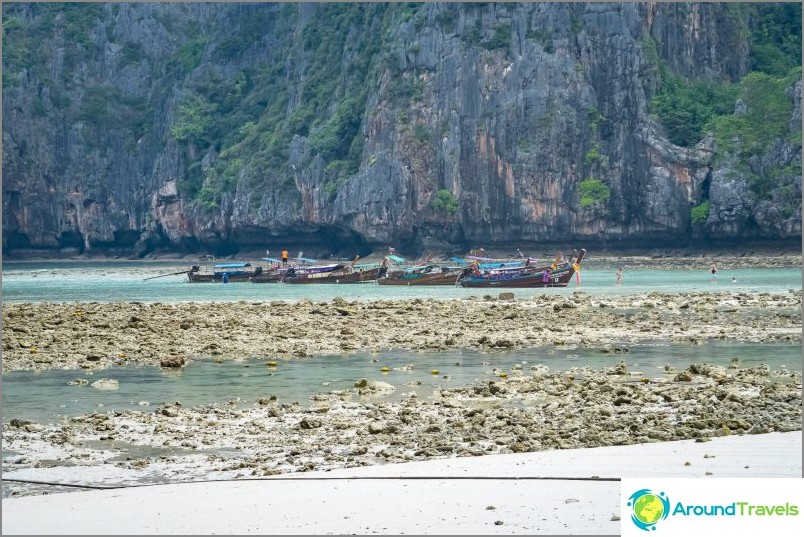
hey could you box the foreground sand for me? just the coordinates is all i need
[2,431,800,535]
[2,290,801,372]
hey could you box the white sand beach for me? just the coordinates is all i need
[2,431,800,535]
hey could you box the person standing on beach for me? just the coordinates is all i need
[282,249,289,266]
[616,267,623,284]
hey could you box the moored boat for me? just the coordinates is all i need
[251,262,345,283]
[459,249,585,288]
[283,264,383,284]
[187,263,263,283]
[378,264,468,285]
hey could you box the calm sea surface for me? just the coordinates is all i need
[1,260,801,302]
[1,261,801,425]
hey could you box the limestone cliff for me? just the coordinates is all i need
[2,2,801,256]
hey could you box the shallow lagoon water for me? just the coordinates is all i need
[2,341,800,425]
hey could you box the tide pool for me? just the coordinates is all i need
[2,341,799,425]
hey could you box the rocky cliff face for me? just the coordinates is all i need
[2,2,801,257]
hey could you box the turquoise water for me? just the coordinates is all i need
[1,262,801,426]
[1,261,801,302]
[2,342,800,425]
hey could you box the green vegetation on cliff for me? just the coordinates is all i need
[578,179,611,210]
[707,69,800,158]
[431,189,459,215]
[749,2,802,77]
[170,3,400,208]
[650,3,800,150]
[648,3,801,205]
[650,71,740,148]
[691,201,711,226]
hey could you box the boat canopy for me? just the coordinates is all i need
[295,257,319,263]
[403,264,432,272]
[385,255,406,263]
[354,263,381,269]
[450,257,528,269]
[214,263,252,269]
[262,257,281,263]
[302,263,342,270]
[481,261,525,269]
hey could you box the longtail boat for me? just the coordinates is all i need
[251,261,345,283]
[459,249,585,288]
[187,263,263,283]
[283,264,383,284]
[377,264,468,286]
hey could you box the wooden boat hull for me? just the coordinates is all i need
[377,270,465,286]
[459,267,574,288]
[283,267,382,284]
[459,249,585,288]
[187,272,257,283]
[250,273,284,283]
[251,263,346,283]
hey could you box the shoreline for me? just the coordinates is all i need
[3,431,800,534]
[3,262,800,507]
[3,248,802,268]
[2,290,801,373]
[3,359,801,500]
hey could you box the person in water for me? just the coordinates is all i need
[616,267,623,284]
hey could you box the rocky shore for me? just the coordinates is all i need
[3,360,801,494]
[2,291,801,373]
[3,286,801,497]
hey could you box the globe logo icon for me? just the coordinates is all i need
[627,489,670,531]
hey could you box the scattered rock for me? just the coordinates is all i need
[160,355,185,368]
[299,418,322,430]
[91,378,119,390]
